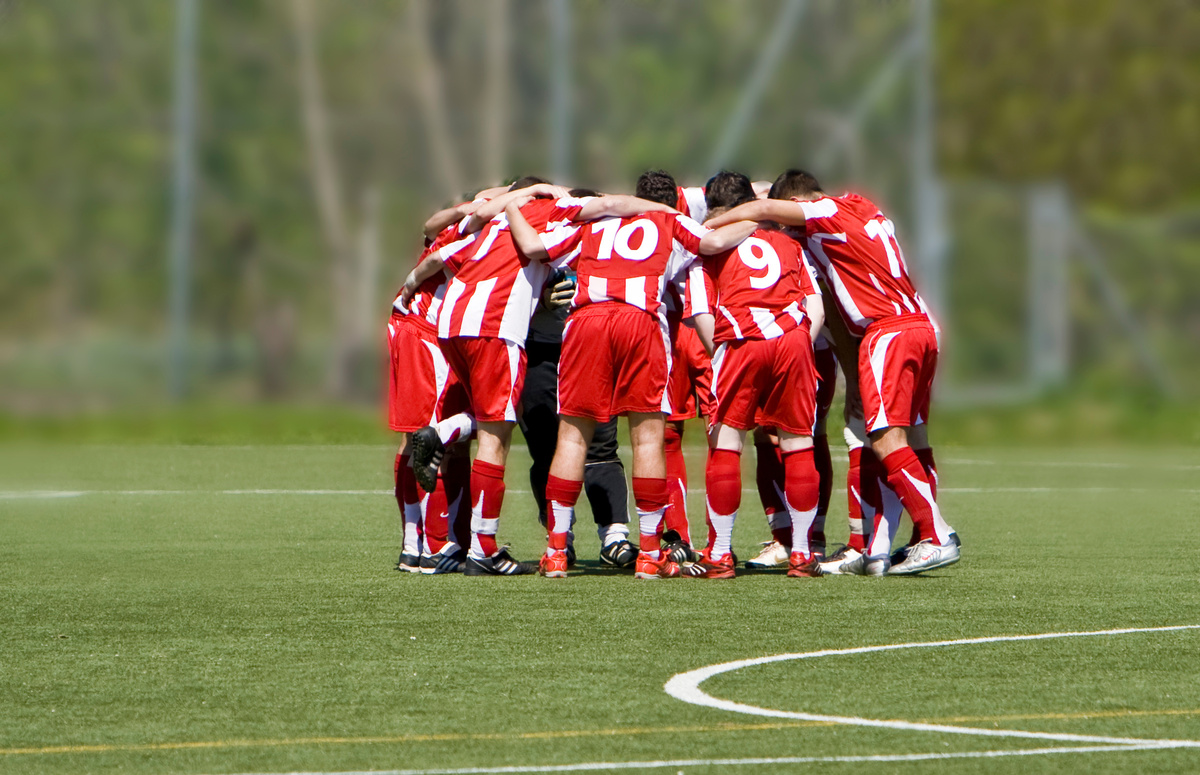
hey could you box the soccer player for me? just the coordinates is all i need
[684,171,826,580]
[518,190,637,570]
[504,178,702,579]
[388,197,491,573]
[707,169,959,575]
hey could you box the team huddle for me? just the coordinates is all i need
[386,167,961,579]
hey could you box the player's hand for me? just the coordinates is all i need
[540,185,572,200]
[546,278,575,309]
[399,274,418,310]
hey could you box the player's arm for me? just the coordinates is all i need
[399,255,445,308]
[576,194,675,221]
[691,313,716,357]
[423,204,472,240]
[804,293,825,344]
[504,202,550,262]
[817,281,862,416]
[699,220,757,255]
[705,199,807,230]
[465,184,571,233]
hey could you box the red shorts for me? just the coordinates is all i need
[667,323,713,421]
[859,313,938,433]
[559,305,670,422]
[710,326,817,436]
[386,314,468,432]
[814,339,838,423]
[439,335,526,423]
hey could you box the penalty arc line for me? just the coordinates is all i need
[665,623,1200,750]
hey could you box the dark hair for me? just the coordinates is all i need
[704,171,757,212]
[768,169,823,200]
[569,187,600,198]
[508,175,551,191]
[635,169,678,207]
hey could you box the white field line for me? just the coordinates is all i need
[665,624,1200,751]
[215,744,1179,775]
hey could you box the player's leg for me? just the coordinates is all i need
[758,326,822,578]
[393,433,422,572]
[541,416,597,577]
[746,426,791,569]
[517,340,561,533]
[585,417,635,567]
[442,336,535,576]
[810,342,839,558]
[696,421,746,579]
[629,411,680,579]
[860,322,957,574]
[662,419,691,551]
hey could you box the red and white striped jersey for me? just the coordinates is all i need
[684,228,820,344]
[675,186,708,224]
[393,216,476,328]
[797,193,930,337]
[437,196,588,345]
[539,210,706,324]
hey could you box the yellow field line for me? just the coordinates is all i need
[3,709,1197,756]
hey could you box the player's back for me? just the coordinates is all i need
[695,228,817,342]
[800,193,926,335]
[549,210,705,319]
[439,196,585,343]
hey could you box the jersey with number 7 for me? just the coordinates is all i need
[797,193,930,338]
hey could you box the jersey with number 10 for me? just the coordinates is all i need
[685,228,819,344]
[540,209,707,324]
[798,193,929,337]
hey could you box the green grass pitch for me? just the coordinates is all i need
[2,433,1200,774]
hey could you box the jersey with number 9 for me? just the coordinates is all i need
[686,228,820,343]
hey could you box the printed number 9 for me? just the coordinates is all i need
[737,237,781,289]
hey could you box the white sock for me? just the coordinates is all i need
[598,522,630,546]
[707,500,736,559]
[436,413,475,446]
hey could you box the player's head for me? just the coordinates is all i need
[768,169,824,201]
[704,171,757,212]
[508,175,551,191]
[635,169,678,208]
[569,187,600,198]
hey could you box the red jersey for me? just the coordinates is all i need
[539,210,706,324]
[437,196,588,346]
[675,186,708,224]
[797,193,930,337]
[393,216,476,328]
[685,228,820,344]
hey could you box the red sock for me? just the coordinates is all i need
[915,447,937,499]
[633,476,669,554]
[706,449,742,558]
[544,474,582,551]
[846,447,866,551]
[663,424,691,543]
[782,447,820,558]
[754,441,786,521]
[395,453,418,513]
[396,451,421,549]
[445,455,472,549]
[860,448,886,549]
[882,447,942,546]
[470,460,506,557]
[811,434,832,549]
[423,474,449,554]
